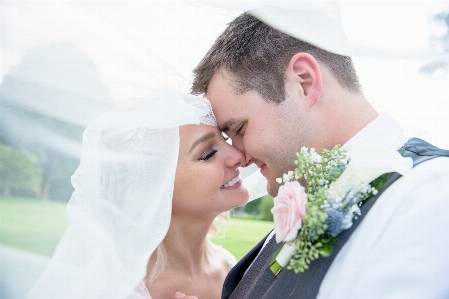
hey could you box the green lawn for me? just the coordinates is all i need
[0,197,272,260]
[0,197,68,256]
[210,218,273,260]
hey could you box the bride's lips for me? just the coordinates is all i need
[221,174,242,190]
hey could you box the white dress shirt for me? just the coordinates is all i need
[317,114,449,299]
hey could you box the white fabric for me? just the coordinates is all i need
[193,1,449,60]
[241,165,268,201]
[183,95,218,127]
[25,92,209,299]
[317,114,449,299]
[0,246,50,299]
[1,1,447,298]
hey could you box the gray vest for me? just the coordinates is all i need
[223,138,449,299]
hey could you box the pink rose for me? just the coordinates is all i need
[271,181,307,243]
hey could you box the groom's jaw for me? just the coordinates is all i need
[258,163,270,179]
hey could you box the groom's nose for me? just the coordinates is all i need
[243,152,254,167]
[239,148,254,168]
[231,138,253,167]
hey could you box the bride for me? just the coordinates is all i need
[140,121,249,298]
[26,91,250,299]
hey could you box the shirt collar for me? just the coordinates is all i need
[341,113,410,159]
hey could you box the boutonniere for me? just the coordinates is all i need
[270,140,413,275]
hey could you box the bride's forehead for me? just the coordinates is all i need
[179,124,219,143]
[180,123,218,134]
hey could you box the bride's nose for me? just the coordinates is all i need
[225,146,246,169]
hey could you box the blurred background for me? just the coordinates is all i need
[0,1,448,297]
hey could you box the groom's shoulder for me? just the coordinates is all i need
[380,138,449,212]
[404,137,449,159]
[402,137,449,177]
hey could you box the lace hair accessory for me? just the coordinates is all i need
[26,91,213,299]
[183,94,218,126]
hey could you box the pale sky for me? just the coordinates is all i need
[339,1,449,149]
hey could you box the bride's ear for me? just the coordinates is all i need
[285,53,322,107]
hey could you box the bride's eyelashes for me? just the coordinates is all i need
[199,149,218,161]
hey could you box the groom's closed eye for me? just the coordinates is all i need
[221,118,237,132]
[234,122,246,137]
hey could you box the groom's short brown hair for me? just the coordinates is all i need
[192,13,362,102]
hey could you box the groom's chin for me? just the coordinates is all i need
[266,180,280,197]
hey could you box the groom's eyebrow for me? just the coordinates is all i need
[189,132,215,153]
[221,119,237,132]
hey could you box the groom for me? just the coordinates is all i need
[189,7,449,299]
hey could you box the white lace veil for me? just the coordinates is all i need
[26,92,216,299]
[1,1,448,298]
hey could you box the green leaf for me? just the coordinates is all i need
[371,173,391,191]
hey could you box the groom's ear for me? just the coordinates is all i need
[286,53,322,107]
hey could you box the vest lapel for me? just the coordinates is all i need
[222,231,272,299]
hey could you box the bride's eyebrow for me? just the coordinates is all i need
[189,132,215,154]
[221,118,237,132]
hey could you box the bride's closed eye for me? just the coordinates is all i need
[199,149,218,161]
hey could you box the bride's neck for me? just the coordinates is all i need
[162,214,216,274]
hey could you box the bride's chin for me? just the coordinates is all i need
[220,188,249,202]
[234,190,250,206]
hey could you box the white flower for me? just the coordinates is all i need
[276,177,283,184]
[311,152,322,163]
[331,140,413,196]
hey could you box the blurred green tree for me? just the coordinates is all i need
[260,195,274,221]
[0,143,42,198]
